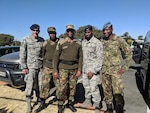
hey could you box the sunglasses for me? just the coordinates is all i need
[48,31,56,34]
[66,29,75,33]
[32,29,39,32]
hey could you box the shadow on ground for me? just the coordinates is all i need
[129,65,150,108]
[0,107,13,113]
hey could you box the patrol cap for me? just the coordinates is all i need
[30,24,40,30]
[66,24,75,30]
[84,25,93,32]
[47,26,56,33]
[103,22,113,30]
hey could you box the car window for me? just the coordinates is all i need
[12,48,20,52]
[0,46,20,57]
[5,48,12,54]
[0,49,6,56]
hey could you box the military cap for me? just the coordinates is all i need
[66,24,75,30]
[47,26,56,33]
[84,25,93,32]
[30,24,40,30]
[103,22,112,30]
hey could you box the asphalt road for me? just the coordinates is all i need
[123,61,147,113]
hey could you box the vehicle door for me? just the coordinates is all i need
[141,30,150,97]
[132,41,142,64]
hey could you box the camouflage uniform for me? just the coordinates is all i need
[40,38,58,99]
[53,37,83,105]
[20,35,44,97]
[20,24,44,113]
[101,34,132,105]
[82,36,103,105]
[33,27,59,113]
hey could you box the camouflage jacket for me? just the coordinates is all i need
[20,35,44,69]
[101,35,132,75]
[82,36,103,74]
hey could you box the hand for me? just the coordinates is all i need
[87,72,93,79]
[76,70,81,78]
[53,72,59,79]
[22,69,28,74]
[117,69,125,77]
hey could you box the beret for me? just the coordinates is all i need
[30,24,40,30]
[84,25,93,32]
[103,22,112,30]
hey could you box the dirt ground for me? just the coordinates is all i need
[0,61,147,113]
[0,84,105,113]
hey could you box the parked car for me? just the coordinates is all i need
[0,46,20,57]
[0,51,55,91]
[0,52,25,88]
[133,30,150,99]
[0,51,84,103]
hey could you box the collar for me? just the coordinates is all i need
[102,34,117,41]
[84,35,95,42]
[65,37,75,43]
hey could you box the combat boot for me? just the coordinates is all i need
[26,96,32,113]
[80,98,92,108]
[58,105,64,113]
[34,98,46,113]
[67,100,77,112]
[104,104,113,113]
[114,94,124,113]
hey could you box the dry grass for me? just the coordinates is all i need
[0,84,105,113]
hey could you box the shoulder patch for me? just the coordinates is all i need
[73,39,81,45]
[43,39,48,47]
[76,40,81,45]
[58,38,67,45]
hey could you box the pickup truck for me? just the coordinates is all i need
[133,30,150,99]
[0,52,25,87]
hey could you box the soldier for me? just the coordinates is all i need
[101,22,132,113]
[20,24,44,113]
[80,25,103,113]
[35,27,59,112]
[53,24,83,113]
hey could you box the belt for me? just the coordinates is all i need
[45,59,52,64]
[60,60,77,65]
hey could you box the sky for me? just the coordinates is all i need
[0,0,150,41]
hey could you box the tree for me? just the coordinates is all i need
[0,34,14,46]
[12,40,21,46]
[123,32,129,37]
[138,35,143,40]
[121,32,134,46]
[58,25,103,40]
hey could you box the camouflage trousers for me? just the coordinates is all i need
[40,66,54,99]
[102,73,124,104]
[82,72,101,103]
[24,68,42,97]
[54,69,77,105]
